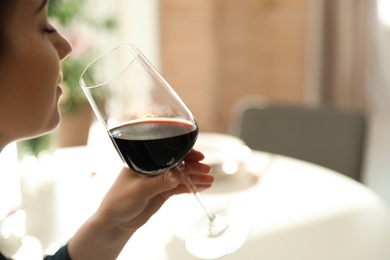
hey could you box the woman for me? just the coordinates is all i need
[0,0,213,259]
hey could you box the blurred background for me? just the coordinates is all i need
[1,0,390,257]
[2,0,390,223]
[120,0,390,204]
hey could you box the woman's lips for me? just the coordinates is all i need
[57,85,63,96]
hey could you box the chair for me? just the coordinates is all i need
[229,97,367,182]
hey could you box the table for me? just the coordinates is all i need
[13,142,390,260]
[121,152,390,260]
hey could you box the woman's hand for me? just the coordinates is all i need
[68,149,212,260]
[96,149,212,234]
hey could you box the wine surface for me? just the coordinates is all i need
[109,118,198,175]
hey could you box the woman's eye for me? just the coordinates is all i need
[44,25,57,34]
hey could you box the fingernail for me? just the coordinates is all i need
[167,172,177,182]
[196,186,210,192]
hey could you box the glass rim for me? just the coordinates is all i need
[79,43,139,89]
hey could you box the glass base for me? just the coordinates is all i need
[186,202,254,259]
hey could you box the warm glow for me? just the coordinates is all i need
[378,0,390,27]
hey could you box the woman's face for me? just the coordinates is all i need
[0,0,72,148]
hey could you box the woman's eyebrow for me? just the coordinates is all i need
[35,0,48,14]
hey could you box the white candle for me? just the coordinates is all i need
[18,154,57,253]
[0,142,21,220]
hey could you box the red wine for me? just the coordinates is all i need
[109,118,198,175]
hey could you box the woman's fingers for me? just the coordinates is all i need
[186,172,214,185]
[185,161,212,174]
[184,149,206,162]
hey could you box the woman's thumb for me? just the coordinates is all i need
[152,171,180,193]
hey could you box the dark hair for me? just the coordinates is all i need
[0,0,16,60]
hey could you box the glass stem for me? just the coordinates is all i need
[178,164,216,221]
[177,161,229,237]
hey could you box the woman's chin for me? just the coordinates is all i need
[41,111,62,135]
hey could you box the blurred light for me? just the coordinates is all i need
[378,0,390,27]
[0,210,26,239]
[13,236,42,260]
[222,161,239,175]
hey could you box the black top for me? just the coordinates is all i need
[0,252,10,260]
[0,245,70,260]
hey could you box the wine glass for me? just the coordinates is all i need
[79,44,253,259]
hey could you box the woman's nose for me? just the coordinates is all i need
[55,33,72,60]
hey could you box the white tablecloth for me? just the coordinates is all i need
[118,151,390,260]
[12,145,390,260]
